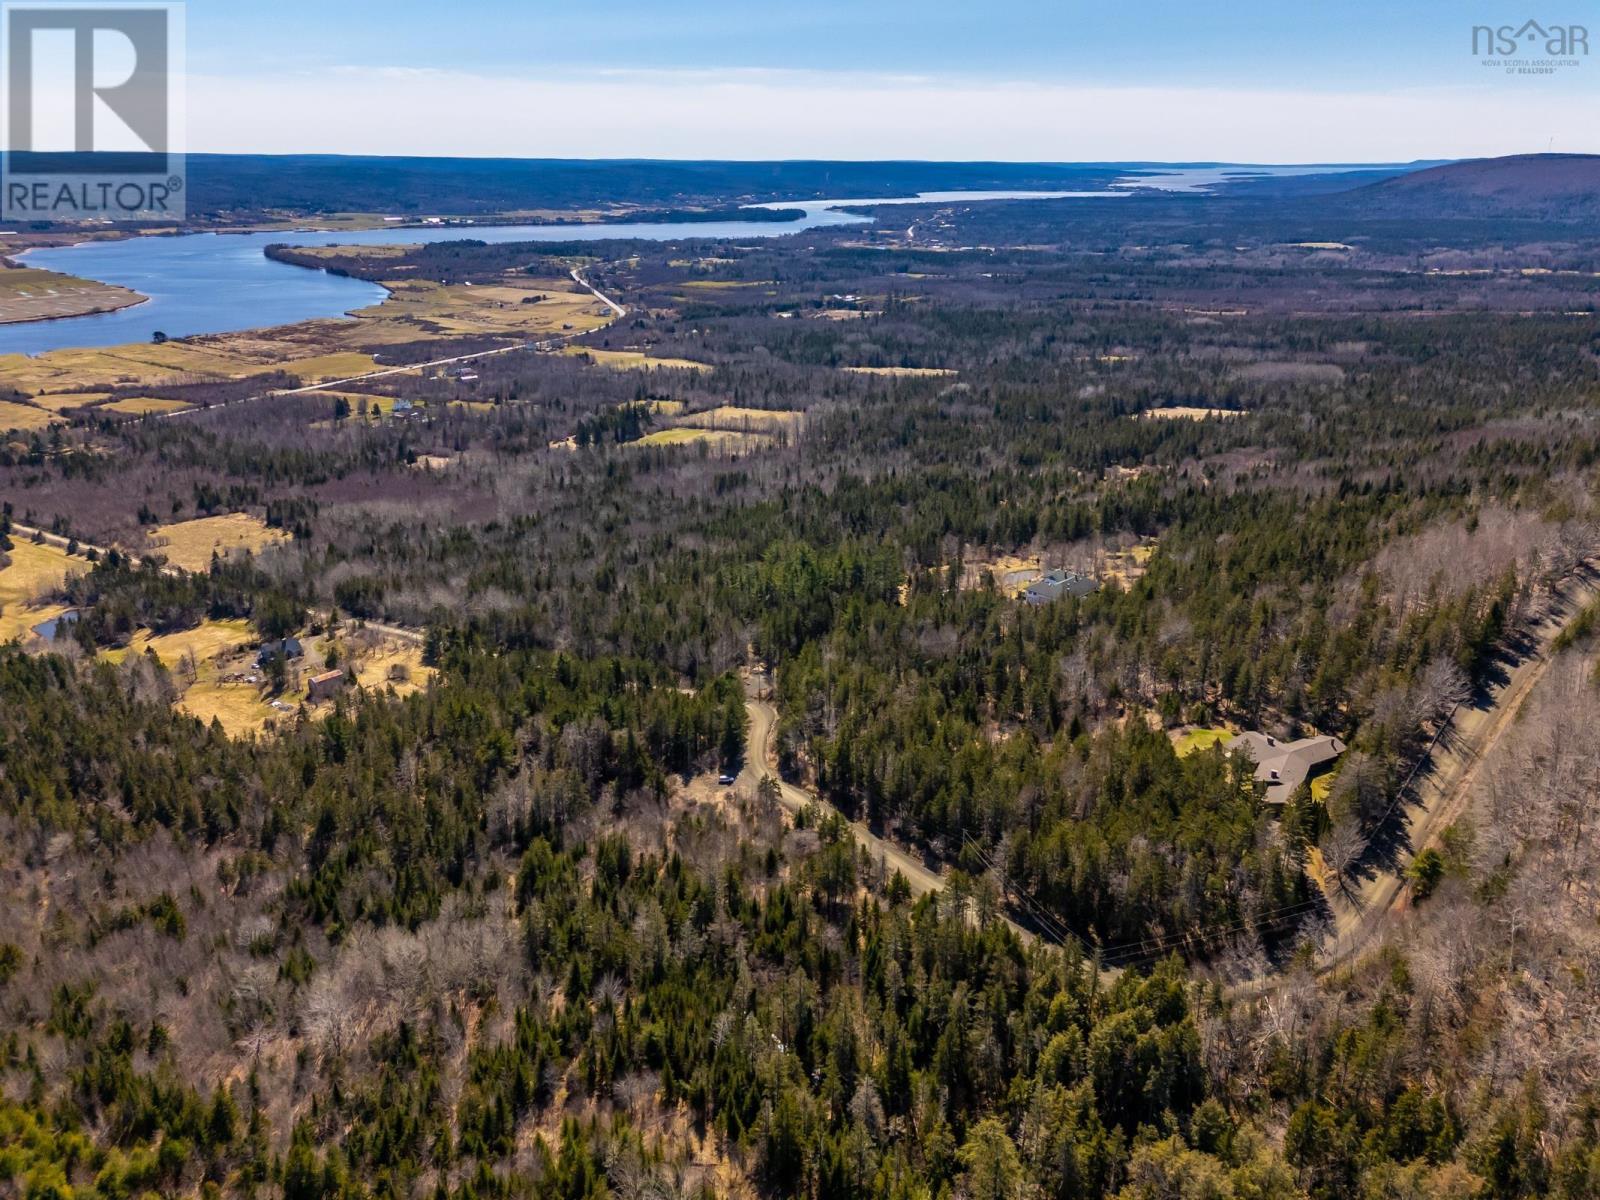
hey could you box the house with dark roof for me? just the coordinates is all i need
[1023,569,1097,605]
[255,637,303,667]
[1228,732,1346,804]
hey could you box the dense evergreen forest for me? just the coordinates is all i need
[4,178,1600,1198]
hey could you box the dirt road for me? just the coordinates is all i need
[1317,566,1600,970]
[739,698,947,898]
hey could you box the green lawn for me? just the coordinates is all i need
[1173,727,1233,757]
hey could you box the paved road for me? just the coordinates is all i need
[570,266,627,318]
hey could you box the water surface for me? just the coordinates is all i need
[0,175,1373,354]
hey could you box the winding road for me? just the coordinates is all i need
[738,697,946,898]
[1315,565,1600,972]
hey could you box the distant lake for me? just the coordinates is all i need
[0,172,1373,355]
[1111,164,1390,193]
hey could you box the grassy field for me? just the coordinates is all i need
[349,639,434,699]
[636,427,770,450]
[0,540,80,643]
[147,514,291,571]
[677,406,803,431]
[364,278,610,339]
[99,396,191,416]
[0,266,145,325]
[29,392,112,412]
[957,554,1043,597]
[288,352,379,382]
[564,347,712,372]
[1102,540,1158,588]
[1141,406,1245,421]
[1172,727,1234,756]
[842,366,956,377]
[0,274,606,398]
[97,619,433,737]
[102,618,282,737]
[0,399,61,432]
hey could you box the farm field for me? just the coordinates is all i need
[28,391,113,412]
[0,266,145,325]
[635,427,770,450]
[675,405,802,431]
[0,539,81,643]
[841,365,956,377]
[146,514,291,571]
[0,399,61,432]
[0,272,612,398]
[99,396,191,416]
[101,619,433,737]
[563,346,713,371]
[1140,405,1246,420]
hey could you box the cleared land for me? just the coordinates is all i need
[563,347,712,372]
[958,554,1043,597]
[0,273,610,397]
[146,514,291,571]
[1140,406,1245,421]
[0,540,80,643]
[1172,727,1233,756]
[101,619,434,737]
[842,366,956,377]
[0,399,61,432]
[99,396,191,416]
[29,392,112,412]
[0,266,145,325]
[636,428,771,450]
[676,406,802,432]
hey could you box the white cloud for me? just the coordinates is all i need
[187,67,1599,161]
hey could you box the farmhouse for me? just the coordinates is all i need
[307,669,346,703]
[1228,732,1345,804]
[1023,569,1097,605]
[255,637,303,666]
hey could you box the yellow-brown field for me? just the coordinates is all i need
[0,266,145,324]
[636,427,771,450]
[287,352,379,383]
[677,406,803,432]
[842,366,956,377]
[956,554,1044,597]
[99,396,191,416]
[0,271,613,398]
[348,638,434,699]
[0,540,82,643]
[29,392,112,412]
[563,347,712,372]
[146,514,291,571]
[1139,406,1244,421]
[98,619,433,737]
[362,278,610,339]
[0,399,61,432]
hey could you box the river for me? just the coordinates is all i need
[0,169,1383,355]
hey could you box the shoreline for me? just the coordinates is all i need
[0,292,150,329]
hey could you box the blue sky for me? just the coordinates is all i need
[180,0,1600,159]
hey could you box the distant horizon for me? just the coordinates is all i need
[168,153,1456,168]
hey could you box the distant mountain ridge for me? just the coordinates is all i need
[1339,153,1600,220]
